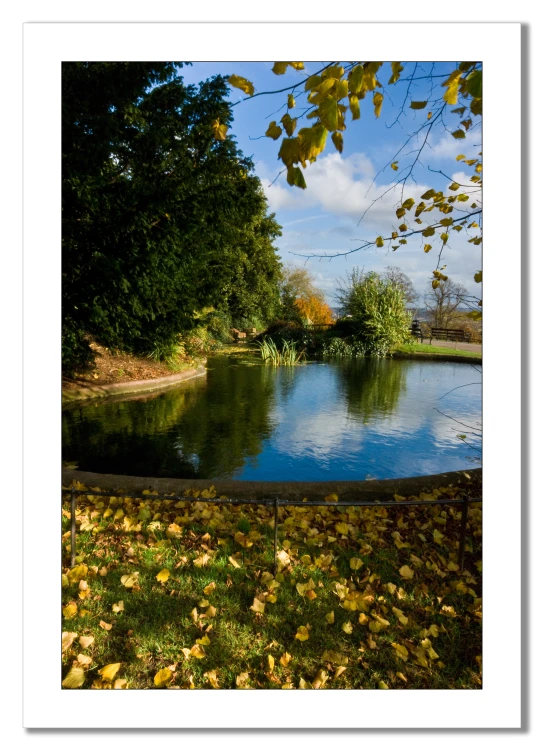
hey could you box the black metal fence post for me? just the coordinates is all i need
[70,486,76,567]
[458,495,470,570]
[273,499,279,575]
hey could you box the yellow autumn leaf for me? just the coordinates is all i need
[399,565,414,580]
[156,568,170,583]
[250,597,266,614]
[190,644,206,659]
[391,643,409,661]
[193,553,210,568]
[392,607,408,626]
[376,236,384,248]
[154,668,173,687]
[228,74,255,97]
[76,653,92,667]
[391,161,398,171]
[378,680,389,689]
[114,679,128,689]
[79,635,94,649]
[67,563,88,584]
[98,663,121,681]
[196,634,210,646]
[312,669,329,689]
[228,555,241,569]
[331,131,343,154]
[63,603,77,619]
[325,611,335,624]
[424,244,432,253]
[321,650,349,666]
[389,62,404,84]
[324,493,338,503]
[350,557,364,571]
[203,581,216,595]
[211,120,227,141]
[280,652,292,667]
[318,95,339,131]
[410,101,428,110]
[62,666,85,689]
[120,572,139,588]
[335,522,349,535]
[288,93,296,109]
[112,601,124,613]
[62,632,78,652]
[205,670,220,688]
[474,270,482,283]
[342,621,353,634]
[267,655,275,671]
[295,625,310,641]
[99,620,112,631]
[373,91,384,118]
[236,672,251,688]
[265,121,283,140]
[166,523,182,538]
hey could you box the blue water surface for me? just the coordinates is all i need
[62,356,481,481]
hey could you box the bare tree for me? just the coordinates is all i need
[424,278,468,329]
[382,266,419,308]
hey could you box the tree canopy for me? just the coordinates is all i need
[62,63,282,370]
[223,62,482,314]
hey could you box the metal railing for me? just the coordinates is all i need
[63,487,481,573]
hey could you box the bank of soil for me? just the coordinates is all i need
[62,341,201,393]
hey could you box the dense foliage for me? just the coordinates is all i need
[62,63,282,372]
[336,269,411,356]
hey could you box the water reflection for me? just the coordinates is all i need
[62,356,482,480]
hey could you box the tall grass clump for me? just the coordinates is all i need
[258,337,305,366]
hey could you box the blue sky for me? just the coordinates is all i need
[179,62,482,308]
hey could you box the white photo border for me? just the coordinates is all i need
[23,21,521,728]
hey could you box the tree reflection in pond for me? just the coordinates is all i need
[336,357,407,424]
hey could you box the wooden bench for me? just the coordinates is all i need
[430,327,471,343]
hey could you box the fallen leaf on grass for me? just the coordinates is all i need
[236,672,251,688]
[228,555,241,569]
[62,666,85,689]
[99,620,112,631]
[120,572,139,588]
[62,632,78,652]
[325,611,335,624]
[250,597,266,614]
[295,626,310,641]
[399,565,414,580]
[79,635,94,649]
[280,652,292,667]
[321,650,349,666]
[312,669,329,689]
[203,582,216,595]
[156,568,170,583]
[378,680,389,689]
[392,607,408,625]
[154,668,173,687]
[67,564,88,585]
[342,621,353,634]
[190,644,206,659]
[76,654,93,667]
[98,663,121,681]
[63,603,78,619]
[114,679,128,689]
[205,670,220,688]
[112,601,124,613]
[391,643,409,661]
[324,494,338,503]
[350,557,364,571]
[193,553,210,568]
[196,634,210,646]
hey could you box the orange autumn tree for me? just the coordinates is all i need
[294,294,334,325]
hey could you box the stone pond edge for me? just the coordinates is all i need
[62,364,207,405]
[62,467,482,503]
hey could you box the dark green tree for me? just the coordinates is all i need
[62,63,282,371]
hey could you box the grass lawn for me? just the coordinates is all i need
[394,343,481,359]
[62,484,482,690]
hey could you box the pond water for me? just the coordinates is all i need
[62,356,482,481]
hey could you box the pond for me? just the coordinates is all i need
[62,356,482,482]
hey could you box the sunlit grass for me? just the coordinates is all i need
[62,487,482,690]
